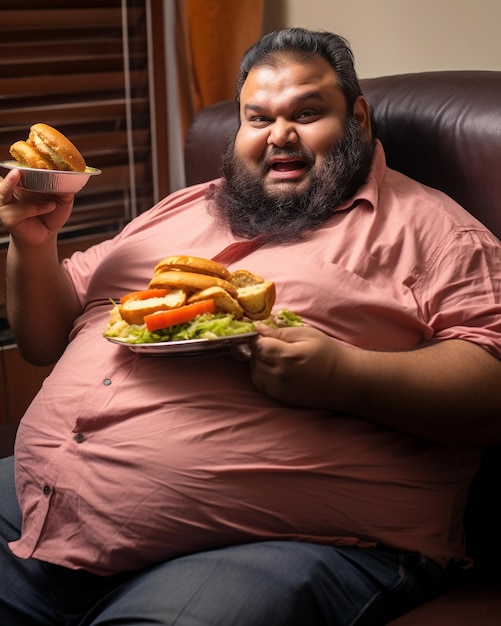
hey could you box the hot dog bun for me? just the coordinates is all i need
[153,255,232,280]
[114,256,277,327]
[149,264,276,319]
[119,289,187,325]
[150,270,238,298]
[9,123,86,172]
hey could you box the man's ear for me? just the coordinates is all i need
[353,96,372,138]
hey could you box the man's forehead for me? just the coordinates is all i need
[240,57,342,104]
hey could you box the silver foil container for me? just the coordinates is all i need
[0,161,102,194]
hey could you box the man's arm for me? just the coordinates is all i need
[1,169,81,365]
[248,325,501,447]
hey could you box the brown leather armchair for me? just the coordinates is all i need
[1,70,500,624]
[184,71,501,625]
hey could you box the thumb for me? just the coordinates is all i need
[0,169,21,201]
[255,323,305,343]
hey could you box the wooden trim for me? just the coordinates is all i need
[0,1,169,242]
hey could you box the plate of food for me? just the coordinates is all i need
[0,123,101,194]
[106,332,258,356]
[103,254,303,357]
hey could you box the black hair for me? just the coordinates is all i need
[235,27,363,114]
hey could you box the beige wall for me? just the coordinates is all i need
[263,0,501,78]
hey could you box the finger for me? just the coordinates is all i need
[0,169,21,202]
[251,325,308,355]
[255,324,310,344]
[249,358,287,400]
[247,334,287,367]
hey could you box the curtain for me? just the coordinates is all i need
[166,0,263,190]
[176,0,264,142]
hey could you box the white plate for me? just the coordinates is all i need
[105,332,257,356]
[0,160,101,194]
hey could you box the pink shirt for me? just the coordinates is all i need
[11,143,501,575]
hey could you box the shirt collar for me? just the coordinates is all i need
[333,139,386,214]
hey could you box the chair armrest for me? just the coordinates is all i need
[388,579,501,625]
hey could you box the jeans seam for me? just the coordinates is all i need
[347,589,382,626]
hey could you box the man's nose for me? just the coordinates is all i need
[267,119,298,147]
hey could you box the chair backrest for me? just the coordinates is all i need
[184,70,501,576]
[184,70,501,239]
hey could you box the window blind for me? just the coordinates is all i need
[0,0,164,245]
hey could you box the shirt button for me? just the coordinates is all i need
[75,433,84,444]
[43,485,51,496]
[103,378,112,386]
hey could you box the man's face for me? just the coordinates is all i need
[207,54,375,243]
[234,55,371,199]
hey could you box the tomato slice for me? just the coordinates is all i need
[144,299,216,331]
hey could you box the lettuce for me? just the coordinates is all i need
[103,308,303,344]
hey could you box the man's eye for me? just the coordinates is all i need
[297,110,317,120]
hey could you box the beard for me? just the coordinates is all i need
[206,116,375,244]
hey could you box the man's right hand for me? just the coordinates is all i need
[1,168,81,365]
[0,169,75,247]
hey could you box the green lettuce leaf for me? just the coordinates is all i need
[103,309,303,344]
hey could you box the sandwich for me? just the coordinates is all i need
[9,123,86,172]
[103,255,302,343]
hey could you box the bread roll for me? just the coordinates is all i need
[153,255,231,280]
[27,123,86,172]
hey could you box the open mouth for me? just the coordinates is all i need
[265,151,312,179]
[271,160,307,172]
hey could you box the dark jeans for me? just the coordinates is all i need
[0,455,445,625]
